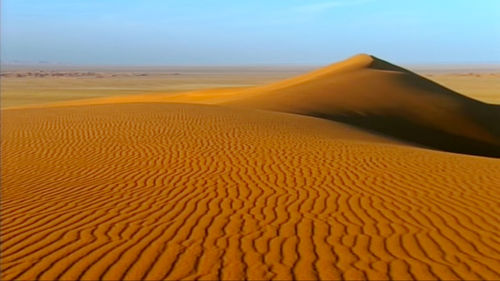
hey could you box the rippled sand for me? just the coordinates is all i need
[2,55,500,280]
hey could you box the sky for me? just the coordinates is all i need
[1,0,499,65]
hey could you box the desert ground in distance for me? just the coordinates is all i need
[2,63,499,108]
[0,66,314,108]
[2,54,500,280]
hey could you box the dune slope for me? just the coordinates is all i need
[2,103,500,280]
[222,54,500,157]
[22,54,500,157]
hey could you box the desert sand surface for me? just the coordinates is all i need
[2,62,499,108]
[2,54,500,280]
[0,66,313,108]
[425,73,500,104]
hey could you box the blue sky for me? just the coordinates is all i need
[2,0,499,65]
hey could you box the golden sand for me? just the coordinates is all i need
[2,55,500,280]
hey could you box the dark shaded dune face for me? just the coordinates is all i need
[2,103,500,280]
[313,112,500,158]
[226,54,500,158]
[369,55,500,145]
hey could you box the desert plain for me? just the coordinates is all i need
[1,54,500,280]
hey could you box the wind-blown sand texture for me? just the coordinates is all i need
[2,54,500,280]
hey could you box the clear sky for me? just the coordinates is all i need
[2,0,499,65]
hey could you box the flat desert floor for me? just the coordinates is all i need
[2,55,500,280]
[2,64,499,108]
[0,66,313,108]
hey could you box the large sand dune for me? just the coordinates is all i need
[2,55,500,280]
[224,54,500,157]
[159,54,500,157]
[17,54,499,157]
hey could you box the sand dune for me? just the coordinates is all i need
[2,55,500,280]
[222,54,500,157]
[14,54,499,157]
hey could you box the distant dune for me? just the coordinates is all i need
[2,55,500,280]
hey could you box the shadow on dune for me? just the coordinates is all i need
[323,57,500,158]
[311,111,500,158]
[341,56,500,157]
[226,54,500,158]
[375,57,500,137]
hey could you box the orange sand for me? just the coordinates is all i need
[2,55,500,280]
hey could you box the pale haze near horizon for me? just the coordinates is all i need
[1,0,499,66]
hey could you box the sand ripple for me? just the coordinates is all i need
[2,103,500,280]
